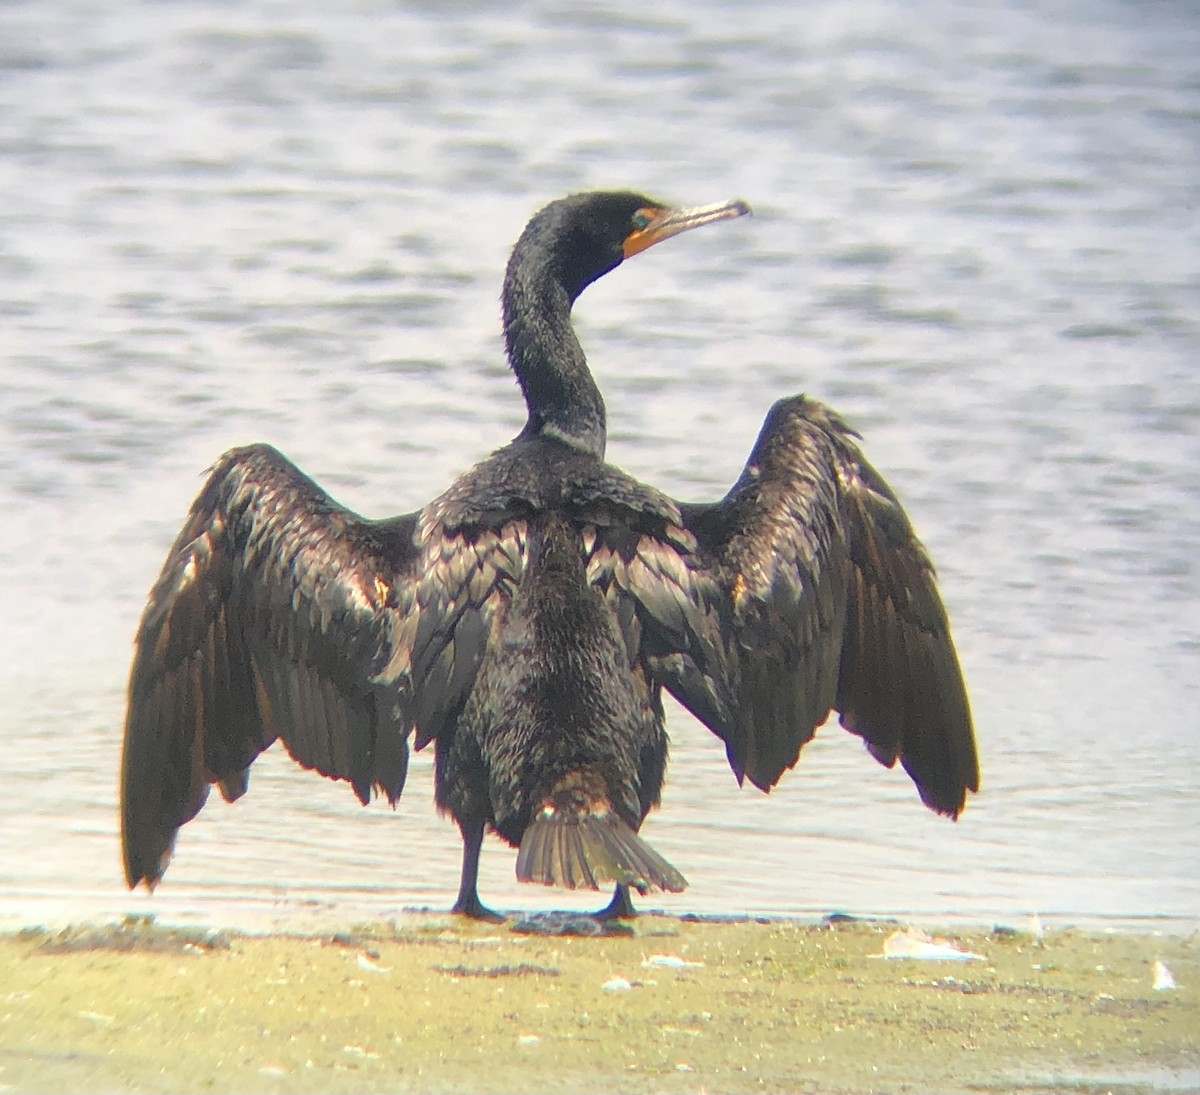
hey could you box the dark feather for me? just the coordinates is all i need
[120,444,417,887]
[669,395,978,814]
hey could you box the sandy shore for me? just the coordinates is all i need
[2,913,1196,1094]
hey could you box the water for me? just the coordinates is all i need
[1,0,1197,933]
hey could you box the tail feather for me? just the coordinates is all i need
[515,810,687,894]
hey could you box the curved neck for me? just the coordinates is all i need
[502,246,607,460]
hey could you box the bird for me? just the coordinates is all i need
[120,190,979,922]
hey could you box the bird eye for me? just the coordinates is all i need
[631,210,652,231]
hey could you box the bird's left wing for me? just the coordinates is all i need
[121,443,417,888]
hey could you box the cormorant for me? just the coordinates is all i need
[120,191,979,921]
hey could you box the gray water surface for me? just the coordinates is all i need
[1,0,1197,932]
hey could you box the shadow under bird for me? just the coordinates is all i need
[120,191,980,921]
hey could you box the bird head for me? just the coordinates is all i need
[517,190,751,302]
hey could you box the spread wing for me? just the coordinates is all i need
[605,395,979,817]
[120,443,531,890]
[120,444,419,888]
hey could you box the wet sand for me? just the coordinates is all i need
[2,913,1196,1094]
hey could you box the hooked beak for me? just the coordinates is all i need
[623,198,752,259]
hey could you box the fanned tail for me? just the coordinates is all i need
[515,811,687,894]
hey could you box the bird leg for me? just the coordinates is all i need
[451,817,505,923]
[594,882,637,920]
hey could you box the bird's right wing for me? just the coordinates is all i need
[121,443,417,888]
[675,396,978,815]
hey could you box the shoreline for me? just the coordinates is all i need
[3,912,1197,1094]
[5,894,1197,940]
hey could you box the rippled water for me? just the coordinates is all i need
[1,0,1197,933]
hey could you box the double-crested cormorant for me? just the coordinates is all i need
[121,191,978,921]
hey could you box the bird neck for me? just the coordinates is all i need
[502,250,607,460]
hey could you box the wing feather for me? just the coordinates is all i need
[121,444,417,888]
[400,520,528,750]
[585,522,732,743]
[667,395,978,814]
[830,429,978,814]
